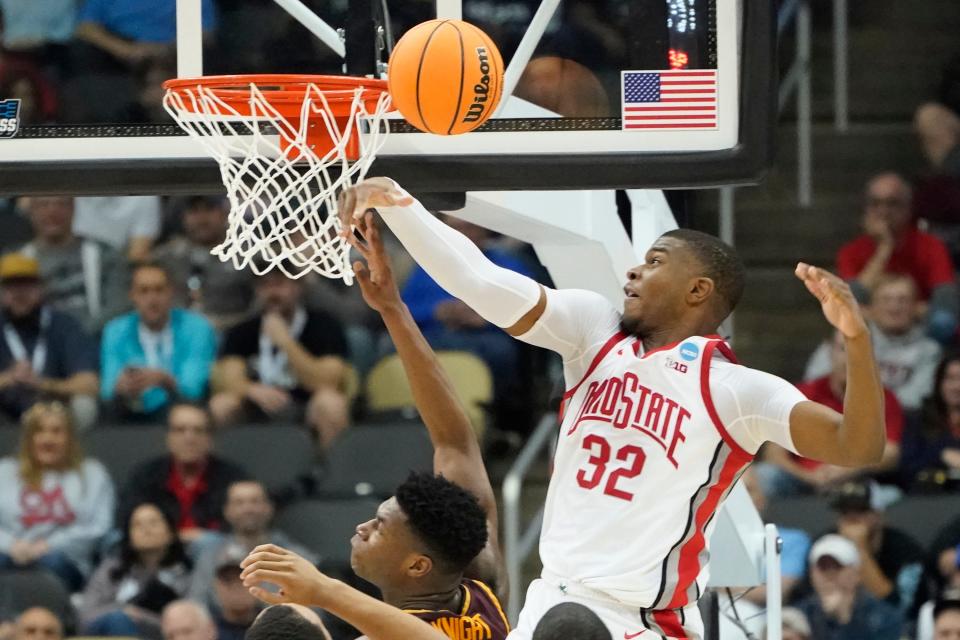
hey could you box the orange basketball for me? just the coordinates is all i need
[388,19,503,135]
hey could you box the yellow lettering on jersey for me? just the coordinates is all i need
[430,613,492,640]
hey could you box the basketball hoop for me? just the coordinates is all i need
[163,75,391,283]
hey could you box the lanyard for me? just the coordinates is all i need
[3,308,51,374]
[258,307,307,386]
[138,322,174,369]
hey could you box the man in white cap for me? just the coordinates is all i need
[796,533,902,640]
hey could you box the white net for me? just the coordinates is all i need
[163,80,391,284]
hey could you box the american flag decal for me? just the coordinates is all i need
[621,70,718,130]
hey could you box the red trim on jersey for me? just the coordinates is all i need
[638,333,728,359]
[652,610,688,639]
[699,340,751,459]
[666,447,750,609]
[561,331,627,402]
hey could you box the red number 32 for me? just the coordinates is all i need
[575,434,646,501]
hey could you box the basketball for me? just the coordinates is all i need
[387,19,503,135]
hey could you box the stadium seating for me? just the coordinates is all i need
[216,424,315,496]
[82,425,167,486]
[316,422,433,498]
[366,350,493,437]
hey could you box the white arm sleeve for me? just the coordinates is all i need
[709,362,809,455]
[377,190,541,329]
[516,287,622,382]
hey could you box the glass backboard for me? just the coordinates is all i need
[0,0,775,196]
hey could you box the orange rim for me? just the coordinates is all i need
[162,74,389,118]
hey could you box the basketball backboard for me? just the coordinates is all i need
[0,0,775,196]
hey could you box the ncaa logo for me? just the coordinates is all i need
[0,99,21,138]
[679,341,699,362]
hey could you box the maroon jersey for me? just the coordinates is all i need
[404,579,509,640]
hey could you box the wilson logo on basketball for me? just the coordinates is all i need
[463,46,492,123]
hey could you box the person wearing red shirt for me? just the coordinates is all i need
[761,330,903,496]
[836,172,958,342]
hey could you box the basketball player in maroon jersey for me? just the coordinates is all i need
[242,213,509,640]
[334,177,885,640]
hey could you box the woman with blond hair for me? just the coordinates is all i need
[0,401,115,590]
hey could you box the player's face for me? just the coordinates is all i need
[621,237,700,336]
[350,497,424,587]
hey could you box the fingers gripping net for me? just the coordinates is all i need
[163,76,391,284]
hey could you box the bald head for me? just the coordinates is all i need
[161,600,217,640]
[14,608,62,640]
[246,604,332,640]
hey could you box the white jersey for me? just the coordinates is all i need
[519,288,807,610]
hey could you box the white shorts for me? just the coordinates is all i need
[507,576,704,640]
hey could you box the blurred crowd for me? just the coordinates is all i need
[3,1,960,640]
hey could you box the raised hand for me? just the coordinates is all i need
[795,262,869,339]
[336,178,413,239]
[345,212,404,314]
[239,544,329,607]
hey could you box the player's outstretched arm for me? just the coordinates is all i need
[241,544,450,640]
[347,213,505,596]
[788,263,885,466]
[337,178,545,337]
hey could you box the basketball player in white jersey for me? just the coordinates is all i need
[337,178,885,640]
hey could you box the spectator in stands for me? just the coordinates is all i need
[0,401,115,590]
[188,480,315,608]
[804,274,940,412]
[161,600,217,640]
[244,605,332,640]
[210,547,259,640]
[12,607,63,640]
[827,480,925,613]
[916,103,960,179]
[120,402,248,545]
[0,0,75,74]
[153,197,255,331]
[74,0,215,73]
[0,199,34,255]
[0,60,58,124]
[400,214,533,397]
[762,330,903,495]
[796,534,902,639]
[79,502,192,637]
[920,521,960,625]
[73,196,162,263]
[902,351,960,489]
[0,254,99,430]
[100,263,217,421]
[741,467,811,605]
[209,268,349,450]
[19,196,130,333]
[836,172,958,342]
[933,594,960,640]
